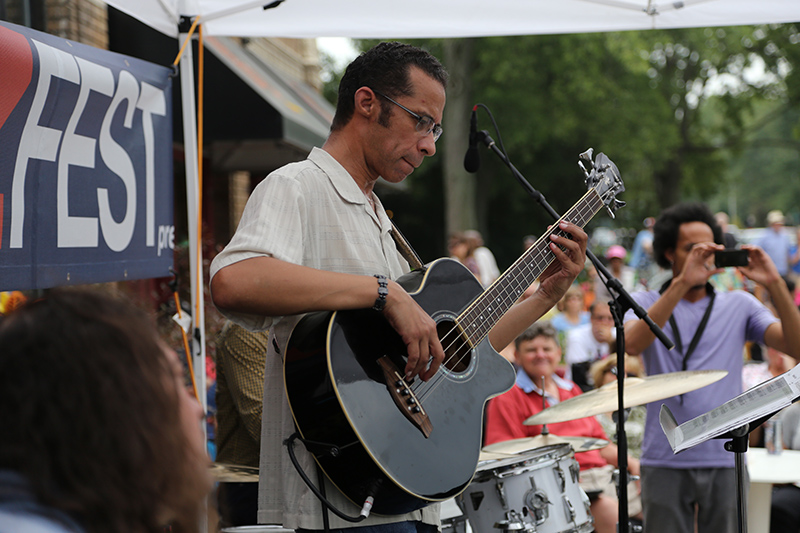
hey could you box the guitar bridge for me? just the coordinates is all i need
[377,356,433,438]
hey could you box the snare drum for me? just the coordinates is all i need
[457,444,592,533]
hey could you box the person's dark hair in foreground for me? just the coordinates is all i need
[0,289,212,533]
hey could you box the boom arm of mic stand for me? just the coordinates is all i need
[476,130,674,351]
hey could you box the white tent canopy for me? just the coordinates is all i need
[107,0,800,39]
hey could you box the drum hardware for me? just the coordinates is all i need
[494,509,527,532]
[562,494,577,523]
[611,470,643,533]
[523,483,550,526]
[613,468,640,488]
[553,464,566,492]
[570,461,580,484]
[495,480,507,509]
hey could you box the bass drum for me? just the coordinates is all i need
[457,444,593,533]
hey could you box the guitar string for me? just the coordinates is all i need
[416,200,594,399]
[410,191,604,404]
[413,193,599,402]
[411,214,587,403]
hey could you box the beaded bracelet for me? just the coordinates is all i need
[372,274,388,312]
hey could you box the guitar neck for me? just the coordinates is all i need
[458,188,605,345]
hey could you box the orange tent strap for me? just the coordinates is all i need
[172,16,200,66]
[195,23,205,325]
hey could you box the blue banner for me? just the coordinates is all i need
[0,20,174,291]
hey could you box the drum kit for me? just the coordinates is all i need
[210,370,726,533]
[447,369,727,533]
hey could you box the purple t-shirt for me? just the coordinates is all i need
[624,289,778,468]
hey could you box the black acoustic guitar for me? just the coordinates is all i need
[284,151,625,515]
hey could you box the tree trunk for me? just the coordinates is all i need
[442,38,477,237]
[654,156,683,209]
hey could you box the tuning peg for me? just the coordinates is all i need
[605,199,626,219]
[578,161,590,180]
[579,148,594,167]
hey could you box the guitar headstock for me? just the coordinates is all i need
[578,148,626,219]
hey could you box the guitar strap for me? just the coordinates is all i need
[658,279,716,371]
[390,221,425,271]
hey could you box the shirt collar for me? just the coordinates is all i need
[516,368,572,405]
[309,147,392,228]
[309,147,372,206]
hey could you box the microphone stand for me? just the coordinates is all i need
[475,129,674,533]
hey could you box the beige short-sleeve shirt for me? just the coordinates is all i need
[209,148,438,529]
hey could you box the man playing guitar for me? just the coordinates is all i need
[210,41,587,533]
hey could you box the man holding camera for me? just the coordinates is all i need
[622,202,800,533]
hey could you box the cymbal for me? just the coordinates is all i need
[524,369,727,426]
[483,434,608,455]
[478,450,519,462]
[210,462,259,482]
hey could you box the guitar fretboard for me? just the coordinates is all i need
[458,188,605,345]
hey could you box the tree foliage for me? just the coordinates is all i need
[328,28,799,267]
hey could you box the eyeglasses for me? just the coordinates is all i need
[373,90,443,142]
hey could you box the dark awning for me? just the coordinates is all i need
[107,7,334,174]
[204,36,334,173]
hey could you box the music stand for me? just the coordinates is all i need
[660,369,800,533]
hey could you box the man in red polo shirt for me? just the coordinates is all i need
[485,321,640,533]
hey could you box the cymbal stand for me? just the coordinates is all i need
[541,377,551,438]
[473,111,674,533]
[607,296,638,533]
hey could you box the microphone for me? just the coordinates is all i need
[463,105,480,173]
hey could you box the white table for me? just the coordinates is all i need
[746,447,800,532]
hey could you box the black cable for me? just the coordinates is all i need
[316,462,331,533]
[284,432,371,523]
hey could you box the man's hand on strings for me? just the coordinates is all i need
[536,221,588,306]
[381,280,444,382]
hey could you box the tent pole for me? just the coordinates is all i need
[178,19,209,531]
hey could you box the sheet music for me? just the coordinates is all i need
[661,364,800,453]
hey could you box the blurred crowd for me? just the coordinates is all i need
[447,208,800,385]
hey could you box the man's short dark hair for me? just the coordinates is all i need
[331,41,448,131]
[652,202,723,269]
[514,321,558,350]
